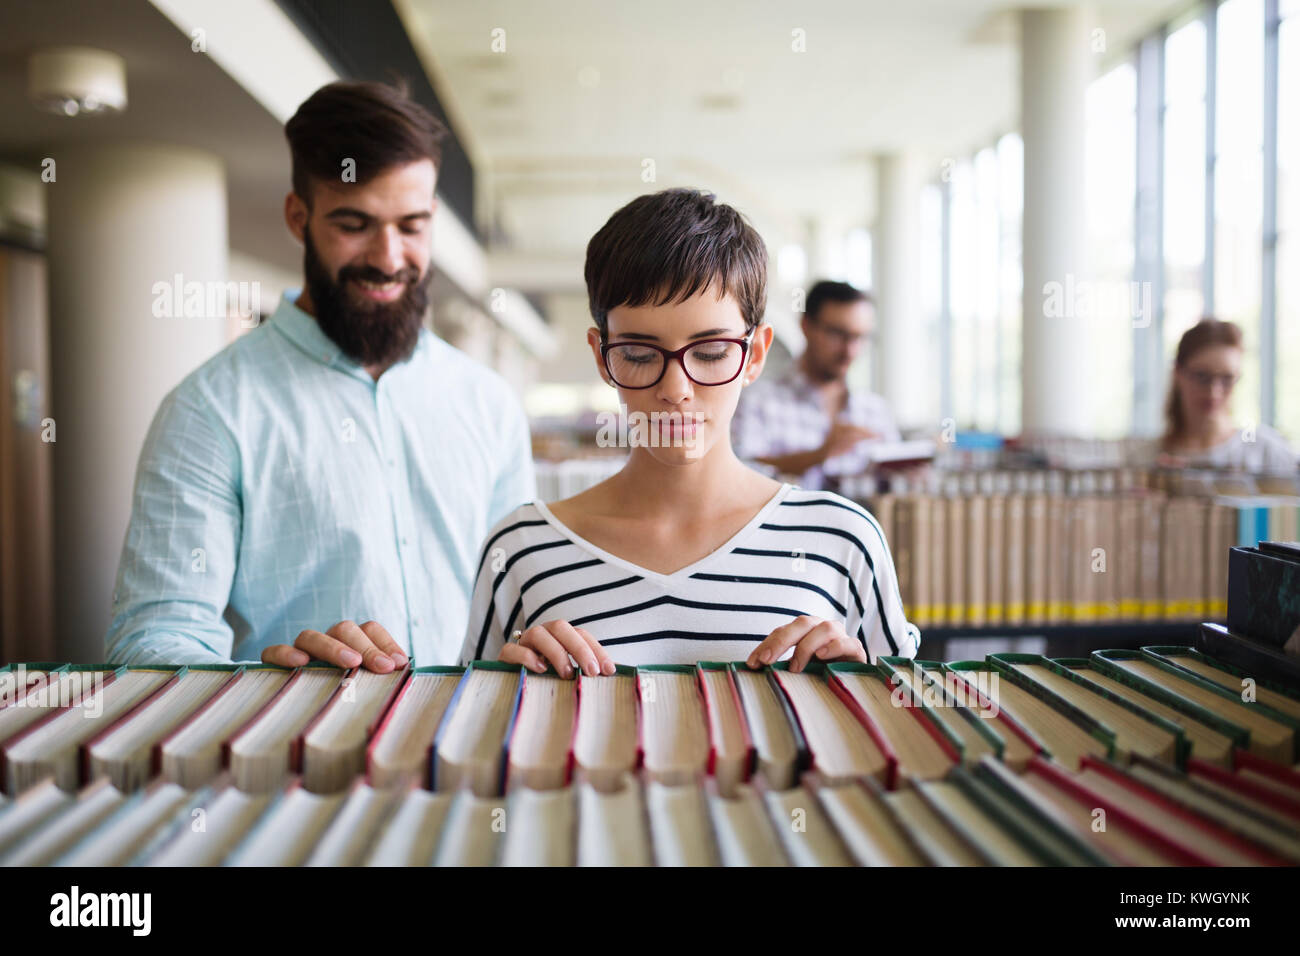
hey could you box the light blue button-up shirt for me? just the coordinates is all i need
[104,291,536,666]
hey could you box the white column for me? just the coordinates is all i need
[803,217,827,282]
[873,152,933,430]
[45,144,229,662]
[1020,6,1092,435]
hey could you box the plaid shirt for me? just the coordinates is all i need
[104,291,535,667]
[732,363,900,490]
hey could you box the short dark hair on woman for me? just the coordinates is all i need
[284,80,448,203]
[804,280,870,320]
[584,188,768,338]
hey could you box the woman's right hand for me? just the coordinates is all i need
[499,620,616,677]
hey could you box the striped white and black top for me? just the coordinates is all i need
[460,483,921,667]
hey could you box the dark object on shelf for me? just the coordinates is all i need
[916,622,1199,664]
[1226,544,1300,651]
[1196,622,1300,695]
[1259,541,1300,561]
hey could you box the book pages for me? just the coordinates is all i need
[776,671,887,782]
[638,670,709,785]
[89,669,235,792]
[228,669,343,792]
[4,670,173,794]
[731,667,798,788]
[508,673,577,790]
[161,669,291,788]
[368,671,460,787]
[573,671,639,792]
[435,668,521,796]
[699,668,749,797]
[575,775,652,867]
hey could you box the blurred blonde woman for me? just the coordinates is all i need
[1157,318,1296,474]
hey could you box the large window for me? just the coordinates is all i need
[1215,0,1265,428]
[1086,63,1138,438]
[925,0,1292,444]
[941,144,1020,435]
[971,147,1001,432]
[920,181,945,422]
[996,133,1023,437]
[1278,0,1299,442]
[951,151,1008,431]
[948,159,978,430]
[1163,16,1208,355]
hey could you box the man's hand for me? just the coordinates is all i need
[500,620,616,678]
[884,462,933,483]
[745,615,867,672]
[821,421,877,459]
[262,619,409,673]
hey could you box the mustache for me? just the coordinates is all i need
[338,264,421,285]
[301,224,430,369]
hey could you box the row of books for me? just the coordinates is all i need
[533,456,626,502]
[2,748,1296,866]
[860,491,1300,628]
[841,462,1300,500]
[2,644,1298,860]
[4,648,1297,796]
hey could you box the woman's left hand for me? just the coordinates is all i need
[745,615,867,672]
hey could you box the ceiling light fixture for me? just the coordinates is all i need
[28,46,128,117]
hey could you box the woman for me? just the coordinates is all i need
[1157,318,1296,474]
[459,189,919,675]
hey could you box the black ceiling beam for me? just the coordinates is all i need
[273,0,477,237]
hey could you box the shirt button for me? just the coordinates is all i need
[412,617,421,627]
[388,458,396,468]
[400,536,409,547]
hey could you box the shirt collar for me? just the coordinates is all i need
[779,360,819,395]
[780,362,873,414]
[267,289,431,381]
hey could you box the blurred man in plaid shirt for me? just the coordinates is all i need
[732,280,900,491]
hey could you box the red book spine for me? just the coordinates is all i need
[1027,756,1212,866]
[825,671,900,790]
[884,672,963,764]
[1190,756,1300,821]
[1080,755,1287,865]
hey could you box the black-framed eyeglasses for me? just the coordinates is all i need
[1183,369,1239,391]
[810,316,870,347]
[600,329,755,389]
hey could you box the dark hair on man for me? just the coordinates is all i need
[584,188,768,338]
[804,280,871,321]
[284,79,448,204]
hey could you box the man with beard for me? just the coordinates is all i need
[731,280,901,491]
[104,81,535,670]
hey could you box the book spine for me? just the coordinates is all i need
[824,670,900,790]
[985,495,1005,626]
[929,496,947,627]
[1004,495,1026,625]
[1025,757,1213,865]
[946,497,966,628]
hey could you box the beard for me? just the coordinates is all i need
[804,355,846,383]
[302,226,431,368]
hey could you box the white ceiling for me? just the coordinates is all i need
[403,0,1189,264]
